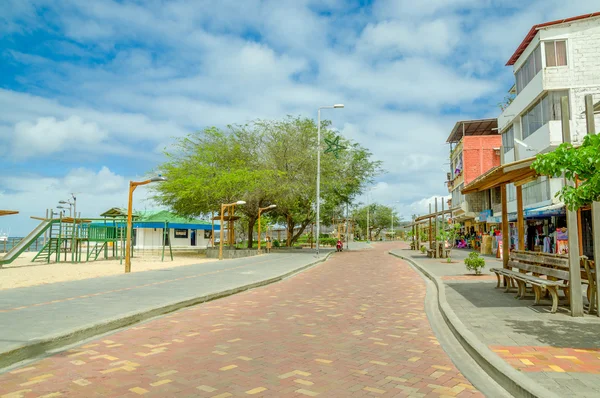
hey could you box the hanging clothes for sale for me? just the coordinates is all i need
[543,236,551,253]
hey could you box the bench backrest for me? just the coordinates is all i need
[510,250,569,269]
[507,260,570,281]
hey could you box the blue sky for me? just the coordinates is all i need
[1,0,598,236]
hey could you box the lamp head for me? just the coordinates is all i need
[268,204,277,209]
[150,175,167,182]
[236,200,246,205]
[333,104,344,108]
[59,200,68,204]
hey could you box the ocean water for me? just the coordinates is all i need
[0,237,45,253]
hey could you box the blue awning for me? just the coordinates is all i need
[525,204,565,218]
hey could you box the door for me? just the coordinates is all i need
[191,230,196,246]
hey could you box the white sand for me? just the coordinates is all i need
[0,251,217,290]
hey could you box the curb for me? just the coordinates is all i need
[0,253,333,372]
[390,251,559,398]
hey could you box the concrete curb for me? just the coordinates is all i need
[390,251,559,398]
[0,253,333,372]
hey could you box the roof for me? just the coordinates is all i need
[0,210,19,217]
[100,208,130,218]
[462,157,538,194]
[446,119,499,143]
[507,12,600,66]
[137,210,211,225]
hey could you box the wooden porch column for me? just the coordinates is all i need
[416,223,420,251]
[516,185,525,251]
[562,96,584,316]
[585,94,600,315]
[501,184,509,269]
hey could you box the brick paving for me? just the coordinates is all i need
[0,243,481,398]
[394,246,600,397]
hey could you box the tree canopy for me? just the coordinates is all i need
[151,116,383,247]
[531,133,600,210]
[352,204,397,240]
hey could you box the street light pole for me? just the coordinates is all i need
[125,176,166,273]
[219,200,246,260]
[316,104,344,257]
[257,204,276,253]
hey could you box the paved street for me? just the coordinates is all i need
[0,243,481,397]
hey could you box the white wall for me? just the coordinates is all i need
[135,228,212,249]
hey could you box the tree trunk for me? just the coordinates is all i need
[246,216,257,249]
[290,219,312,245]
[286,215,293,247]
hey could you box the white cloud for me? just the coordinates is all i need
[12,116,107,159]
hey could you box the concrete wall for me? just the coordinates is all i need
[206,248,259,259]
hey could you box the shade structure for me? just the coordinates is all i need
[462,156,539,194]
[414,208,459,223]
[0,210,19,217]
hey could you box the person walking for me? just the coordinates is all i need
[266,236,272,253]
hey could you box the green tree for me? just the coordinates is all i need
[352,204,396,240]
[531,134,600,210]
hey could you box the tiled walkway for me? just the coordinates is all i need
[0,243,481,397]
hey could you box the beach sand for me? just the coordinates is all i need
[0,251,217,290]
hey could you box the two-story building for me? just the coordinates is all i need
[495,12,600,254]
[446,119,501,235]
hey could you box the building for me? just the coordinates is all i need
[495,12,600,255]
[498,12,600,213]
[446,119,501,230]
[133,210,216,250]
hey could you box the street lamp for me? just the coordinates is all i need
[125,176,167,273]
[219,200,246,260]
[257,205,277,253]
[316,103,344,256]
[57,205,71,217]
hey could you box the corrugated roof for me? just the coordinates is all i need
[446,119,498,143]
[507,12,600,66]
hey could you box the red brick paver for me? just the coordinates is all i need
[0,244,482,397]
[491,345,600,374]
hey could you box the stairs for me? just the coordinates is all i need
[32,222,75,263]
[87,242,107,261]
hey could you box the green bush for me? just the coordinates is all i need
[420,245,426,253]
[464,252,485,274]
[273,239,281,248]
[319,237,338,246]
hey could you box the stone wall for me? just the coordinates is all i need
[206,248,260,259]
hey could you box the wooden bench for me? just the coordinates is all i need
[490,251,570,313]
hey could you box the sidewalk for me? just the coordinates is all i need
[392,245,600,398]
[0,251,334,371]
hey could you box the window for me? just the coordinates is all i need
[522,90,569,139]
[545,40,567,67]
[515,45,542,93]
[502,125,514,154]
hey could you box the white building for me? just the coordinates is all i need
[498,12,600,214]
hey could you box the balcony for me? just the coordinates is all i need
[498,72,544,131]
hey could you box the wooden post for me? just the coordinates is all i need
[562,95,584,316]
[501,184,509,269]
[416,223,420,252]
[516,185,525,251]
[428,203,432,250]
[584,94,600,315]
[441,200,445,257]
[434,198,439,258]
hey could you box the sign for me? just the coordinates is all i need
[174,229,188,238]
[479,210,492,222]
[204,230,212,239]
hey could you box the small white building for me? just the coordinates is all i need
[498,12,600,214]
[131,210,218,250]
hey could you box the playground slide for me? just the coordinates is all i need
[0,220,53,265]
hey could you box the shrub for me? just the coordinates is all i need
[273,239,281,248]
[464,252,485,275]
[420,245,426,254]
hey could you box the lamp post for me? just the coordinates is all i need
[316,104,344,257]
[59,194,77,262]
[257,204,276,253]
[57,205,71,217]
[390,200,400,241]
[219,200,246,260]
[125,176,166,273]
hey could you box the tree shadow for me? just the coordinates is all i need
[503,318,600,348]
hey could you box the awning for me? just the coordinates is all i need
[462,156,539,194]
[525,203,566,218]
[446,118,499,143]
